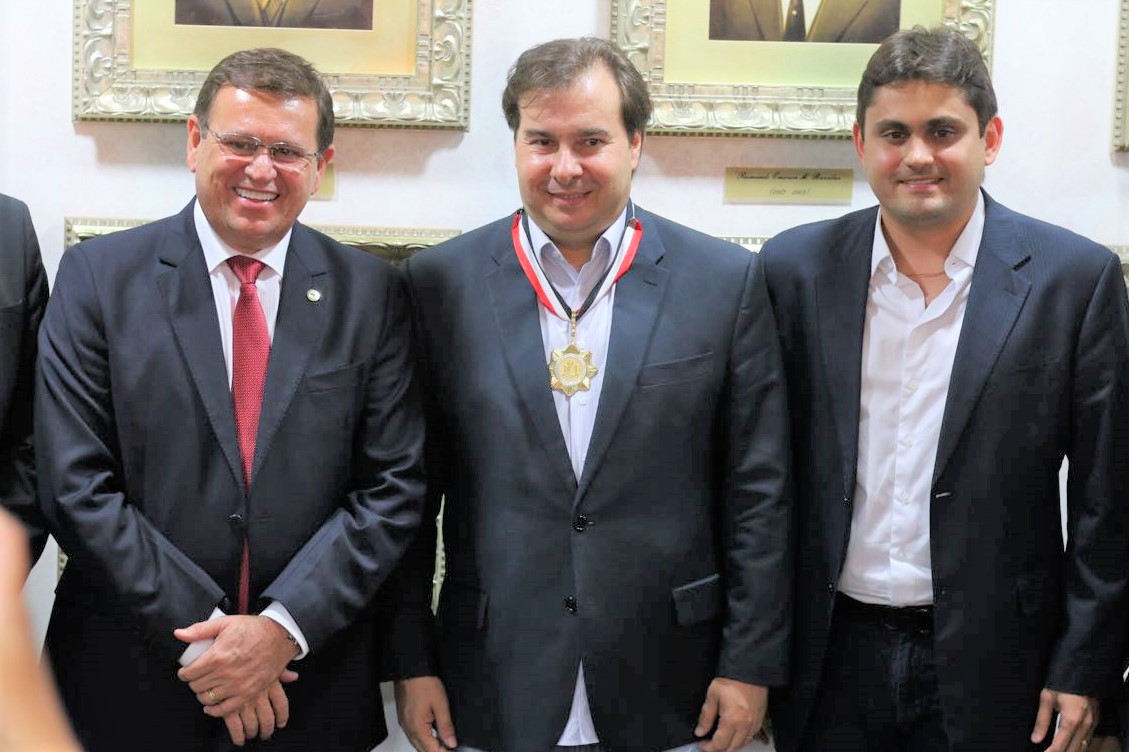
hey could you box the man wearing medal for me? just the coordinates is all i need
[381,36,791,752]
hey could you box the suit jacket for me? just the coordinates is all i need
[761,193,1129,752]
[380,207,791,752]
[0,194,47,563]
[175,0,372,29]
[36,201,425,752]
[709,0,900,42]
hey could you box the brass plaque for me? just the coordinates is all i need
[724,167,853,205]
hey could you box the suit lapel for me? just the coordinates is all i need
[750,0,783,40]
[225,0,261,26]
[816,212,875,496]
[932,197,1031,483]
[279,0,320,25]
[157,204,244,489]
[486,224,577,492]
[576,212,669,499]
[253,225,328,481]
[808,0,867,42]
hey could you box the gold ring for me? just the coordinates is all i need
[207,689,218,705]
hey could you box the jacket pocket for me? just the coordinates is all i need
[638,352,713,388]
[303,362,363,394]
[672,573,721,625]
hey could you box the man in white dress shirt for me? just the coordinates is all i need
[380,36,791,752]
[761,27,1129,752]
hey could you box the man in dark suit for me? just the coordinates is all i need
[382,37,791,752]
[36,48,424,751]
[175,0,372,30]
[710,0,900,43]
[0,194,48,565]
[762,27,1129,752]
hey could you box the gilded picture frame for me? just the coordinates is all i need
[1113,0,1129,150]
[72,0,471,129]
[1113,246,1129,284]
[64,216,459,263]
[719,235,770,252]
[612,0,995,137]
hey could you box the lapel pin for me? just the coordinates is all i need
[306,289,322,303]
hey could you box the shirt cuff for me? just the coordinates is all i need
[261,601,309,660]
[178,607,225,666]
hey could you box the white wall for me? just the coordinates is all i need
[5,1,1127,749]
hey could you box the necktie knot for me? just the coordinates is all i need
[227,255,266,286]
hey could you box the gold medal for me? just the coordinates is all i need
[549,342,598,397]
[549,311,598,397]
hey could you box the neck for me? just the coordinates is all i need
[880,218,963,275]
[556,244,596,271]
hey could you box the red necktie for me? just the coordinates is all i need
[227,255,270,613]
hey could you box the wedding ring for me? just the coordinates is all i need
[207,689,219,705]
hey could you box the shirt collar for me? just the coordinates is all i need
[194,199,290,278]
[526,206,628,285]
[870,190,986,281]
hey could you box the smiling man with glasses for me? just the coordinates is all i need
[36,47,424,752]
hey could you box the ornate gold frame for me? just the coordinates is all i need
[1114,0,1129,149]
[72,0,471,129]
[719,235,770,252]
[612,0,995,137]
[64,217,459,263]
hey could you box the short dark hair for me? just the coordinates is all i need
[502,37,652,139]
[194,48,335,152]
[857,26,997,135]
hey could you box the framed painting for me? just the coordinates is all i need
[1114,0,1129,150]
[612,0,995,137]
[73,0,471,129]
[64,216,459,263]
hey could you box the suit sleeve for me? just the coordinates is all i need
[0,201,48,565]
[36,247,226,656]
[716,251,792,687]
[260,265,426,653]
[1045,252,1129,696]
[372,257,442,680]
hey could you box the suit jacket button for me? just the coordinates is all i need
[228,514,244,526]
[564,595,578,613]
[573,515,589,532]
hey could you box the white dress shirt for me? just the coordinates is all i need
[179,201,309,665]
[838,193,986,607]
[527,207,627,746]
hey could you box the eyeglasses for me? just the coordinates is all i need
[207,130,320,170]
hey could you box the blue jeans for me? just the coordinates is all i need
[799,595,948,752]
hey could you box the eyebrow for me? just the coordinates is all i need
[872,116,964,131]
[520,127,612,140]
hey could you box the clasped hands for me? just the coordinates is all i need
[174,615,300,746]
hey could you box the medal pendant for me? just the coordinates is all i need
[549,342,598,397]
